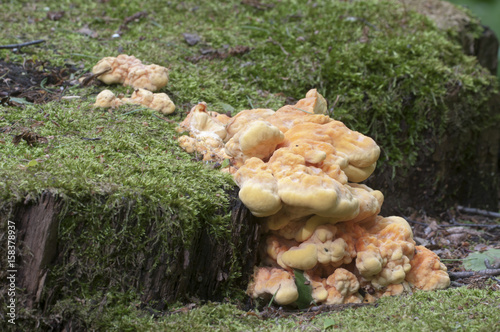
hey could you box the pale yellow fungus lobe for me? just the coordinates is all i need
[248,267,299,305]
[405,246,450,290]
[94,89,175,114]
[234,158,282,217]
[92,54,169,91]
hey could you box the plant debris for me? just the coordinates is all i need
[0,60,74,104]
[183,33,201,46]
[46,11,65,21]
[12,130,48,146]
[407,209,500,290]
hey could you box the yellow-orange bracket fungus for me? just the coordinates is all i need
[92,54,169,91]
[94,89,175,114]
[176,89,450,307]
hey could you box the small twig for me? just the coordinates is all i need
[448,269,500,279]
[485,259,500,270]
[123,11,148,25]
[440,223,500,229]
[267,37,289,56]
[81,137,101,141]
[0,39,46,49]
[457,205,500,218]
[80,68,111,87]
[403,216,500,229]
[117,11,148,35]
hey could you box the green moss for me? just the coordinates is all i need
[2,0,495,172]
[11,288,500,331]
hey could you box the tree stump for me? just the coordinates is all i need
[3,188,261,312]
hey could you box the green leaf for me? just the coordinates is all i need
[27,160,39,167]
[324,318,337,329]
[293,269,313,309]
[9,97,33,105]
[463,248,500,271]
[220,159,230,168]
[219,103,235,113]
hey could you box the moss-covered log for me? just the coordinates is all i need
[0,188,261,329]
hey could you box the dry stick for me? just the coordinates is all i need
[117,11,148,35]
[403,216,500,229]
[485,259,500,270]
[0,39,46,49]
[439,223,500,229]
[448,269,500,279]
[457,205,500,219]
[79,68,111,87]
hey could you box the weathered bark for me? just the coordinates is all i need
[138,189,261,307]
[13,192,62,309]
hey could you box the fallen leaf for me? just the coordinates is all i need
[183,33,201,46]
[47,11,65,21]
[219,103,235,113]
[77,25,98,38]
[463,248,500,271]
[446,233,468,246]
[9,97,33,105]
[446,227,483,236]
[324,318,337,329]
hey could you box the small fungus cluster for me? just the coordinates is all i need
[94,89,175,115]
[91,54,175,114]
[177,89,450,306]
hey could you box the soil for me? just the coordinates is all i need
[0,59,76,105]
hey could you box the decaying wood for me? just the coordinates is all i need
[15,192,63,308]
[139,187,261,306]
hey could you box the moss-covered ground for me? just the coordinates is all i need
[1,0,499,330]
[17,288,500,331]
